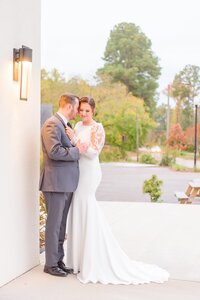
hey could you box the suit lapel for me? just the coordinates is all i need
[54,113,66,129]
[54,113,73,146]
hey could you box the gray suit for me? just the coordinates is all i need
[40,113,80,267]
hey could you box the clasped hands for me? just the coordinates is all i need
[66,125,88,154]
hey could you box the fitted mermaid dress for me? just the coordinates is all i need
[66,121,169,284]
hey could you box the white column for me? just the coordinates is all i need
[0,0,41,287]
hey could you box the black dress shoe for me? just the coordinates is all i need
[44,265,67,277]
[58,261,74,274]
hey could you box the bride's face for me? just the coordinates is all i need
[79,103,93,124]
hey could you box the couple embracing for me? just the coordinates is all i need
[39,93,169,285]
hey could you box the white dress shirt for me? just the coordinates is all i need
[57,112,68,127]
[57,112,78,145]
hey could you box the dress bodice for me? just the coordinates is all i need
[74,121,105,160]
[75,123,91,145]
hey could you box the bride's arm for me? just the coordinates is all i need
[82,123,105,159]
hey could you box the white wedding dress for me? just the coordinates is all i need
[66,121,169,284]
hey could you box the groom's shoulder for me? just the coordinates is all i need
[46,115,59,124]
[41,115,59,130]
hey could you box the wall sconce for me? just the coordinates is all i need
[13,45,32,100]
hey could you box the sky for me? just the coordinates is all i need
[41,0,200,104]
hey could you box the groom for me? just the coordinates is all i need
[40,93,87,277]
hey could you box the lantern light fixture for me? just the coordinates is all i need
[13,45,32,100]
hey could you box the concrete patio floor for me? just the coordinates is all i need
[1,266,200,300]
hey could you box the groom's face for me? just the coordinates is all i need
[68,98,79,120]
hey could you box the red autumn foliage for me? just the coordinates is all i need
[185,124,200,146]
[166,123,187,150]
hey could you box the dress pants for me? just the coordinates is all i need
[43,191,73,267]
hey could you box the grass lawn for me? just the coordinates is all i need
[179,151,200,160]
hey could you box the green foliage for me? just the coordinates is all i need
[170,163,200,172]
[143,175,163,202]
[153,103,167,132]
[186,144,195,153]
[173,64,200,102]
[65,77,92,97]
[98,22,161,114]
[170,64,200,129]
[94,76,155,151]
[40,192,47,250]
[139,153,157,164]
[170,163,188,172]
[41,68,67,111]
[160,153,175,166]
[181,106,194,130]
[161,146,181,165]
[40,151,43,171]
[41,69,156,156]
[99,145,127,162]
[41,69,92,112]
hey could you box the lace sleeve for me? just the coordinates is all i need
[83,123,105,159]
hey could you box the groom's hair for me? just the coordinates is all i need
[59,93,79,108]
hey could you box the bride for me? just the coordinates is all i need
[66,96,169,285]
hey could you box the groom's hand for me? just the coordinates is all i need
[66,126,75,140]
[76,141,88,153]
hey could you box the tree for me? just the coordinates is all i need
[166,124,187,151]
[98,22,161,114]
[185,124,200,152]
[148,103,169,146]
[153,103,168,131]
[93,75,155,151]
[170,65,200,129]
[173,65,200,102]
[41,68,67,111]
[41,69,92,111]
[41,69,155,154]
[65,77,92,97]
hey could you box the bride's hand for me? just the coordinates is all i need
[66,126,75,140]
[76,140,89,153]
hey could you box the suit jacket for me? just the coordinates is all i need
[39,113,80,192]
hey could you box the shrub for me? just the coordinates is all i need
[139,153,157,164]
[160,153,175,166]
[186,144,194,153]
[143,175,163,202]
[40,192,47,251]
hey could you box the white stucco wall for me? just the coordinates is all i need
[0,0,41,287]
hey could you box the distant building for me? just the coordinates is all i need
[41,103,53,126]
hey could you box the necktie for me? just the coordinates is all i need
[67,122,72,128]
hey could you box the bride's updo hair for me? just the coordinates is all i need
[79,96,95,112]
